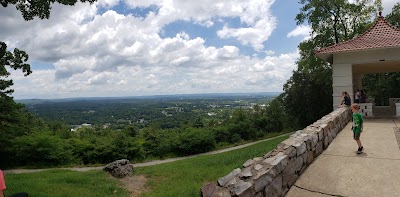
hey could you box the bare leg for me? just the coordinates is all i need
[356,139,362,148]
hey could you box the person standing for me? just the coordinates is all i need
[351,104,364,154]
[355,89,360,103]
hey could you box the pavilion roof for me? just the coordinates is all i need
[315,14,400,61]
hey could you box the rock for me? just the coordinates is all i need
[284,146,296,158]
[307,151,314,165]
[254,164,263,171]
[294,142,307,156]
[311,133,319,148]
[295,155,303,172]
[324,136,329,149]
[282,160,295,187]
[253,168,275,192]
[253,157,263,162]
[240,167,253,178]
[218,168,241,186]
[263,153,288,174]
[243,159,254,168]
[103,159,133,178]
[265,175,282,197]
[201,182,230,197]
[316,141,323,156]
[232,180,253,197]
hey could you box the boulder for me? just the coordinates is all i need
[104,159,133,178]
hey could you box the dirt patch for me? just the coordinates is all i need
[119,175,148,197]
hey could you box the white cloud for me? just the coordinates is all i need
[1,0,299,99]
[287,25,312,40]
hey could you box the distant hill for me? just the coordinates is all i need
[16,92,281,104]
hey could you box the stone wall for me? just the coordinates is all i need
[201,108,352,197]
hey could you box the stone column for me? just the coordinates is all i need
[396,103,400,117]
[332,63,353,109]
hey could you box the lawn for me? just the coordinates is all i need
[135,135,287,197]
[3,135,287,197]
[4,170,129,197]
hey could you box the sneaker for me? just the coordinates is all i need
[357,146,363,154]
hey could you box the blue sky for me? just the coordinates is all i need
[0,0,397,99]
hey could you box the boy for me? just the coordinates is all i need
[351,104,364,154]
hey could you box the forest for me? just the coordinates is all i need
[1,93,288,167]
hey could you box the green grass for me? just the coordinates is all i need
[5,170,129,197]
[135,135,288,197]
[4,135,287,197]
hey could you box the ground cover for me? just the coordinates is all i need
[4,170,129,197]
[135,135,287,197]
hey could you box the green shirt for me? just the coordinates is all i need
[352,113,363,133]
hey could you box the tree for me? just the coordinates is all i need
[1,0,98,167]
[1,0,97,20]
[283,0,380,127]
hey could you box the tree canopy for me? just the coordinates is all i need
[1,0,97,20]
[282,0,381,128]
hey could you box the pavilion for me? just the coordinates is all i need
[315,12,400,117]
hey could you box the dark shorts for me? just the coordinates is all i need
[353,132,361,140]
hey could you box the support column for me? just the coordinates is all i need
[332,63,353,109]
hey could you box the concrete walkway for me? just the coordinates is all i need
[287,119,400,197]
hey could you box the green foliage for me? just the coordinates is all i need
[0,42,31,97]
[386,3,400,28]
[11,132,76,166]
[5,170,129,197]
[175,128,216,155]
[1,0,97,21]
[362,73,400,106]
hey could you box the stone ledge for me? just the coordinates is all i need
[201,108,351,197]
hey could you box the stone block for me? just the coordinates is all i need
[201,182,231,197]
[284,146,296,158]
[232,180,254,197]
[253,157,263,162]
[295,155,303,172]
[253,168,275,192]
[315,141,323,156]
[218,168,241,186]
[240,167,253,178]
[294,142,307,156]
[254,164,263,171]
[311,133,318,148]
[265,175,282,197]
[263,153,288,174]
[323,136,329,150]
[243,159,254,168]
[282,160,296,187]
[306,151,314,165]
[327,130,333,144]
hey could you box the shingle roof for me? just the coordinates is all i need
[315,15,400,60]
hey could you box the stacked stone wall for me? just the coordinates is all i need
[201,108,352,197]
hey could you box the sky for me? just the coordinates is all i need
[0,0,398,99]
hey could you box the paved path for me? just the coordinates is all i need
[287,119,400,197]
[4,133,291,175]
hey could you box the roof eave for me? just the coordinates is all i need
[315,52,333,64]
